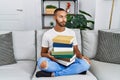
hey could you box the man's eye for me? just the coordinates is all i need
[59,16,63,18]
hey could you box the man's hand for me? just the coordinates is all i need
[82,56,91,64]
[48,51,58,62]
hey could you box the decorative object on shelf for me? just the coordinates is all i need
[45,5,57,14]
[50,21,54,27]
[66,10,94,30]
[109,0,115,29]
[66,2,71,13]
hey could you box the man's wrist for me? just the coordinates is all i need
[76,54,83,59]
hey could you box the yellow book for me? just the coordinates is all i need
[52,35,74,44]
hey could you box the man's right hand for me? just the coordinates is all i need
[48,51,58,62]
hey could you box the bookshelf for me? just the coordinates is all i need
[41,0,78,29]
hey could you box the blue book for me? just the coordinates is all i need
[53,43,73,47]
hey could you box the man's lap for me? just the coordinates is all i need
[37,57,90,71]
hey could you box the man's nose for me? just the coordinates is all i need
[63,18,66,22]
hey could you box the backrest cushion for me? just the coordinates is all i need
[12,31,35,60]
[0,31,36,60]
[81,29,120,59]
[73,29,82,51]
[0,32,16,66]
[94,30,120,64]
[37,29,81,59]
[81,30,98,58]
[37,29,48,58]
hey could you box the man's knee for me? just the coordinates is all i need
[83,63,90,71]
[40,61,47,69]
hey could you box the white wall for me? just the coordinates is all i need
[95,0,120,30]
[111,0,120,29]
[1,0,120,31]
[0,0,41,30]
[0,0,95,30]
[79,0,96,20]
[1,0,120,30]
[94,0,112,30]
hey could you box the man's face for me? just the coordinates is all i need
[54,11,67,27]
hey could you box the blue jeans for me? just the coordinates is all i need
[37,57,90,77]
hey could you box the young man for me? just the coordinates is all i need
[36,8,90,77]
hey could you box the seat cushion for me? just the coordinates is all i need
[0,61,36,80]
[90,60,120,80]
[32,67,97,80]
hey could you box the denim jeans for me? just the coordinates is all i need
[37,57,90,77]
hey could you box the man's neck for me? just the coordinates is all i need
[54,26,65,32]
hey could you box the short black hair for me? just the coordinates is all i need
[54,8,66,15]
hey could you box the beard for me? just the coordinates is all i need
[56,19,66,27]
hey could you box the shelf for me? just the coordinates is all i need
[43,14,75,16]
[42,26,53,29]
[43,14,54,16]
[42,0,78,29]
[44,0,77,1]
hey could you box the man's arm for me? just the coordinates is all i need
[74,45,91,64]
[41,47,57,61]
[73,45,83,59]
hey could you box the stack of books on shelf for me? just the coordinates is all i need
[52,35,76,66]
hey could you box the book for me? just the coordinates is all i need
[53,47,73,52]
[57,55,76,62]
[53,43,73,47]
[51,51,74,55]
[52,54,74,58]
[52,35,74,44]
[57,58,75,66]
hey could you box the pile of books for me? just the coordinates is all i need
[52,35,76,66]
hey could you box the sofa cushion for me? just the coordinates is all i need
[90,60,120,80]
[81,30,98,58]
[95,30,120,64]
[0,61,36,80]
[32,67,97,80]
[12,31,36,60]
[0,32,16,66]
[73,29,82,51]
[37,29,48,58]
[0,31,36,60]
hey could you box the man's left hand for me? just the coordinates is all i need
[82,56,91,64]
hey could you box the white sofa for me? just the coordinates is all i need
[0,29,120,80]
[32,29,97,80]
[0,31,36,80]
[81,30,120,80]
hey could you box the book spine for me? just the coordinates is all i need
[53,47,73,52]
[53,43,73,47]
[51,51,74,55]
[57,55,76,62]
[53,39,71,44]
[52,55,74,58]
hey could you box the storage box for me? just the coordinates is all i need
[45,8,56,14]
